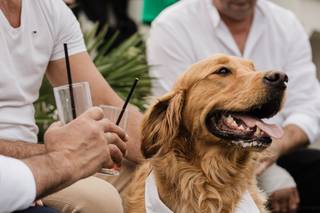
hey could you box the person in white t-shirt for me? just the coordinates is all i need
[1,107,127,213]
[0,0,143,212]
[148,0,320,212]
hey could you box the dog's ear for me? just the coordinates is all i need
[141,90,185,158]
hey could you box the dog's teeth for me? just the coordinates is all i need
[225,115,238,128]
[241,142,247,147]
[255,127,261,136]
[226,115,233,122]
[238,125,245,130]
[232,140,261,148]
[231,119,238,127]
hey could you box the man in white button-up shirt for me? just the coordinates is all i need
[148,0,320,212]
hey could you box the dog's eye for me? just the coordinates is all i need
[215,67,231,76]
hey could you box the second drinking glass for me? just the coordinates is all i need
[99,105,128,176]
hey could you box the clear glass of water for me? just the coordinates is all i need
[53,82,92,124]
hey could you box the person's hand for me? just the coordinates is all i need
[256,138,283,175]
[32,200,44,207]
[44,107,128,178]
[105,132,128,168]
[270,187,300,213]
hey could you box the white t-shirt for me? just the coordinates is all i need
[0,155,36,213]
[148,0,320,143]
[0,0,86,143]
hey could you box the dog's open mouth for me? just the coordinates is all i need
[205,102,284,149]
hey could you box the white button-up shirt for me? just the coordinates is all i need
[148,0,320,142]
[0,155,36,213]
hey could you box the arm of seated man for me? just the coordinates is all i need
[277,124,309,154]
[25,107,127,199]
[256,125,307,212]
[46,52,144,163]
[256,124,308,174]
[0,140,46,159]
[1,107,126,212]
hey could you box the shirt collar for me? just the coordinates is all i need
[205,0,266,29]
[204,0,266,57]
[205,0,220,29]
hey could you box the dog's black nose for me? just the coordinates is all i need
[263,72,288,89]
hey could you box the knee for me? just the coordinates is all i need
[43,176,123,213]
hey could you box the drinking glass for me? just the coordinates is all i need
[53,82,92,124]
[99,105,128,176]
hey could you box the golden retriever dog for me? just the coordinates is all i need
[125,54,288,213]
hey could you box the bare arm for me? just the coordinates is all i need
[0,140,46,159]
[46,52,143,163]
[257,124,308,175]
[277,124,309,155]
[23,150,76,198]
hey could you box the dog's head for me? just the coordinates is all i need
[142,54,287,158]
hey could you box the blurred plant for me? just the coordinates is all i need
[34,25,151,141]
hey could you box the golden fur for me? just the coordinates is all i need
[125,54,284,213]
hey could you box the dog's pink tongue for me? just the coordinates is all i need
[235,115,284,139]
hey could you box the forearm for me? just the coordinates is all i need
[124,105,144,163]
[0,140,46,159]
[279,124,309,155]
[23,150,77,199]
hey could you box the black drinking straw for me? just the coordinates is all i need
[116,78,139,125]
[63,43,77,120]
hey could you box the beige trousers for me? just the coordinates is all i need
[43,160,136,213]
